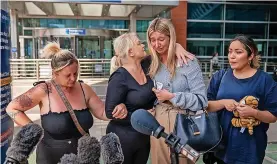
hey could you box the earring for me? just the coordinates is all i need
[248,60,251,65]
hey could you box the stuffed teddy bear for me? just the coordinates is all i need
[231,96,260,135]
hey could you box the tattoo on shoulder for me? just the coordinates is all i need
[32,82,52,94]
[14,95,33,108]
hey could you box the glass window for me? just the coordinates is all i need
[269,24,277,39]
[40,19,48,27]
[187,40,222,56]
[268,42,277,63]
[225,23,267,39]
[226,4,268,21]
[188,3,223,20]
[268,42,277,57]
[65,19,77,28]
[270,6,277,21]
[187,22,223,38]
[24,30,32,36]
[137,20,150,32]
[24,18,39,27]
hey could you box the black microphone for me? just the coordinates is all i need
[100,133,124,164]
[59,135,100,164]
[77,135,101,164]
[4,123,43,164]
[59,153,78,164]
[130,109,200,163]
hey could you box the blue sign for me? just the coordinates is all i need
[65,29,86,35]
[11,47,17,53]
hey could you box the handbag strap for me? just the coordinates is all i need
[51,80,88,136]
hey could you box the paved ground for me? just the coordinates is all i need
[9,78,277,164]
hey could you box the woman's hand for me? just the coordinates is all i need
[175,43,195,66]
[152,88,174,102]
[219,99,239,112]
[112,103,128,119]
[236,104,258,118]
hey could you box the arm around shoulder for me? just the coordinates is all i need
[169,59,208,111]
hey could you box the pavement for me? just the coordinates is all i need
[9,78,277,164]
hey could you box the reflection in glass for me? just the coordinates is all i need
[188,22,223,38]
[24,39,33,59]
[187,41,222,57]
[225,23,267,39]
[188,3,223,20]
[226,4,268,21]
[269,24,277,39]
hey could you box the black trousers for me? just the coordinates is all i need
[106,122,150,164]
[36,137,79,164]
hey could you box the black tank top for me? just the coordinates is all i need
[36,81,94,140]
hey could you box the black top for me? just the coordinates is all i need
[105,65,156,126]
[39,81,94,140]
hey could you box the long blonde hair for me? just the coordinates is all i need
[42,42,78,72]
[147,18,176,78]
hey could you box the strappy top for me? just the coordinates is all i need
[37,81,94,140]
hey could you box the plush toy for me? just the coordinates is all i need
[231,96,261,135]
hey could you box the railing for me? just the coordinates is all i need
[10,59,277,80]
[10,59,111,80]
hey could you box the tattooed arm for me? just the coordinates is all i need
[6,83,48,126]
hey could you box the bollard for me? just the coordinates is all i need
[1,1,15,163]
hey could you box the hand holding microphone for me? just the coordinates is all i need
[131,109,200,163]
[4,123,43,164]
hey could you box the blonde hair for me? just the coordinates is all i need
[42,42,78,72]
[147,18,176,78]
[112,32,138,67]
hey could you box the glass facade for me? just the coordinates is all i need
[22,18,128,29]
[187,2,277,63]
[19,18,131,59]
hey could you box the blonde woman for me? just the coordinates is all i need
[147,18,208,164]
[6,42,127,164]
[105,33,157,164]
[105,32,193,164]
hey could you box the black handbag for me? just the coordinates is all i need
[173,95,223,154]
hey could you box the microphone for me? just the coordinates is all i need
[59,135,101,164]
[100,133,124,164]
[4,123,43,164]
[77,135,101,164]
[130,109,200,163]
[59,153,78,164]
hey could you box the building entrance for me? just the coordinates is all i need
[22,28,120,59]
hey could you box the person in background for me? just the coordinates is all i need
[147,18,208,164]
[205,35,277,164]
[6,42,127,164]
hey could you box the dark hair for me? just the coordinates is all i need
[230,35,260,68]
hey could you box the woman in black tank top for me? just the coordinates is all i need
[6,42,127,164]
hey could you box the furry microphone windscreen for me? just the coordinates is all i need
[100,133,124,164]
[6,123,43,163]
[77,135,100,164]
[58,153,78,164]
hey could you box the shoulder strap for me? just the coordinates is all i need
[216,69,228,94]
[33,81,46,86]
[51,80,88,136]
